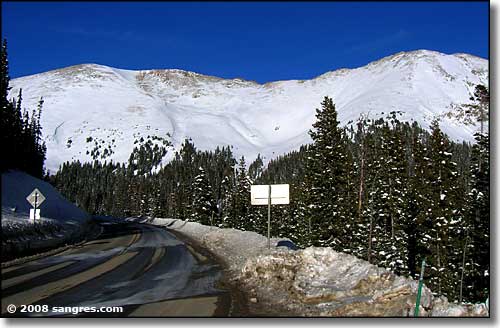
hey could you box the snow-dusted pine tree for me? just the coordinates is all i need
[303,96,353,250]
[191,166,215,225]
[232,156,252,230]
[461,132,489,302]
[423,119,466,300]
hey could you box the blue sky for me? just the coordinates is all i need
[2,1,489,83]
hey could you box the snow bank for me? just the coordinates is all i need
[2,170,91,261]
[430,297,489,317]
[240,248,432,316]
[148,218,290,271]
[145,218,488,317]
[2,170,89,223]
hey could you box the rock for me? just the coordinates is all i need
[429,297,489,317]
[410,304,430,317]
[472,303,488,316]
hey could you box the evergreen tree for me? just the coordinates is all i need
[460,86,490,302]
[422,119,466,300]
[1,39,15,172]
[219,173,235,228]
[371,115,409,274]
[303,96,353,249]
[248,153,264,181]
[462,132,489,302]
[232,156,251,230]
[1,39,46,177]
[191,166,215,225]
[466,85,490,135]
[405,122,430,278]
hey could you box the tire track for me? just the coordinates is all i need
[1,250,138,314]
[2,222,229,317]
[1,225,141,297]
[2,224,139,280]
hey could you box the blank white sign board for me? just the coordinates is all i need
[29,208,41,222]
[251,184,290,205]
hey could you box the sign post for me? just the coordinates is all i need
[26,188,45,222]
[267,185,271,249]
[251,184,290,249]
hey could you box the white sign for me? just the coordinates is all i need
[29,209,41,222]
[26,188,46,208]
[251,184,290,205]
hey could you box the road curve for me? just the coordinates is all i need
[1,222,230,317]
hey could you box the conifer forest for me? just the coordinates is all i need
[52,94,489,304]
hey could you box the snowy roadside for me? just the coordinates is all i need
[1,171,92,262]
[139,217,489,317]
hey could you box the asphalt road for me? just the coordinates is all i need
[1,222,230,317]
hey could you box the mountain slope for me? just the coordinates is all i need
[9,50,488,172]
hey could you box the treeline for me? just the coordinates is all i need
[0,39,46,178]
[52,95,489,304]
[52,140,259,229]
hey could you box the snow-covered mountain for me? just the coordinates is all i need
[9,50,488,173]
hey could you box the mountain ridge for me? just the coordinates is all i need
[9,50,488,173]
[14,49,486,84]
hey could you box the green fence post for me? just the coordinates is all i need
[415,258,426,317]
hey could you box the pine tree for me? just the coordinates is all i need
[1,39,46,177]
[462,132,489,302]
[219,173,235,228]
[421,119,466,300]
[1,39,15,172]
[374,115,409,274]
[232,156,251,230]
[460,87,490,302]
[303,96,352,249]
[405,122,430,278]
[191,166,215,225]
[248,154,264,181]
[466,85,490,135]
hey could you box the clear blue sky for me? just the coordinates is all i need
[2,1,489,83]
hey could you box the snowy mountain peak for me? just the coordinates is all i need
[37,63,117,81]
[9,50,488,172]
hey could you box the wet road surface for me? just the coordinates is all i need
[1,222,230,317]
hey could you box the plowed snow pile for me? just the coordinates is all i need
[146,218,489,317]
[2,170,91,261]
